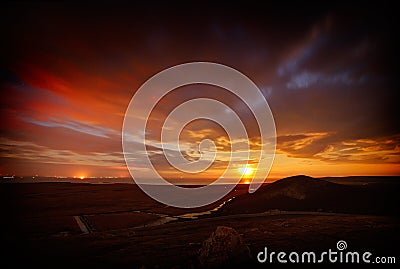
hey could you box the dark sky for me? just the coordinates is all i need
[1,2,399,179]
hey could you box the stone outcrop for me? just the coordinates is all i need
[198,226,251,268]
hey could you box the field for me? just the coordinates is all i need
[1,176,399,268]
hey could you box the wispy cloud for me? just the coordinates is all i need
[0,137,124,166]
[277,21,329,77]
[315,135,400,163]
[277,132,330,157]
[277,132,400,164]
[21,117,119,138]
[286,70,367,89]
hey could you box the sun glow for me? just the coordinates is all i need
[79,175,85,180]
[238,165,255,178]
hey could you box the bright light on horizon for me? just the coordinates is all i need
[238,165,255,178]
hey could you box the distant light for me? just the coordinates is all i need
[79,176,85,180]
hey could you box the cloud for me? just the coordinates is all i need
[0,68,67,107]
[277,132,330,157]
[286,70,365,89]
[22,117,119,138]
[277,132,400,164]
[315,135,400,163]
[0,137,124,166]
[1,69,71,129]
[277,40,318,76]
[277,19,330,77]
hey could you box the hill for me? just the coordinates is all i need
[220,175,400,216]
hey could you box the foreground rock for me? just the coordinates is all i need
[198,226,251,268]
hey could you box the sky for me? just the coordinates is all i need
[1,3,399,182]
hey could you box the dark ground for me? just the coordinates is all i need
[0,177,399,268]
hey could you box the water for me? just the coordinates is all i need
[135,197,235,228]
[177,197,235,219]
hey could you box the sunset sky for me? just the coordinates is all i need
[1,3,399,182]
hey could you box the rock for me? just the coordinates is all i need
[198,226,251,268]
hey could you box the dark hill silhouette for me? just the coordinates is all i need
[220,175,399,216]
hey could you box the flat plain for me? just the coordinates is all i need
[1,176,399,268]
